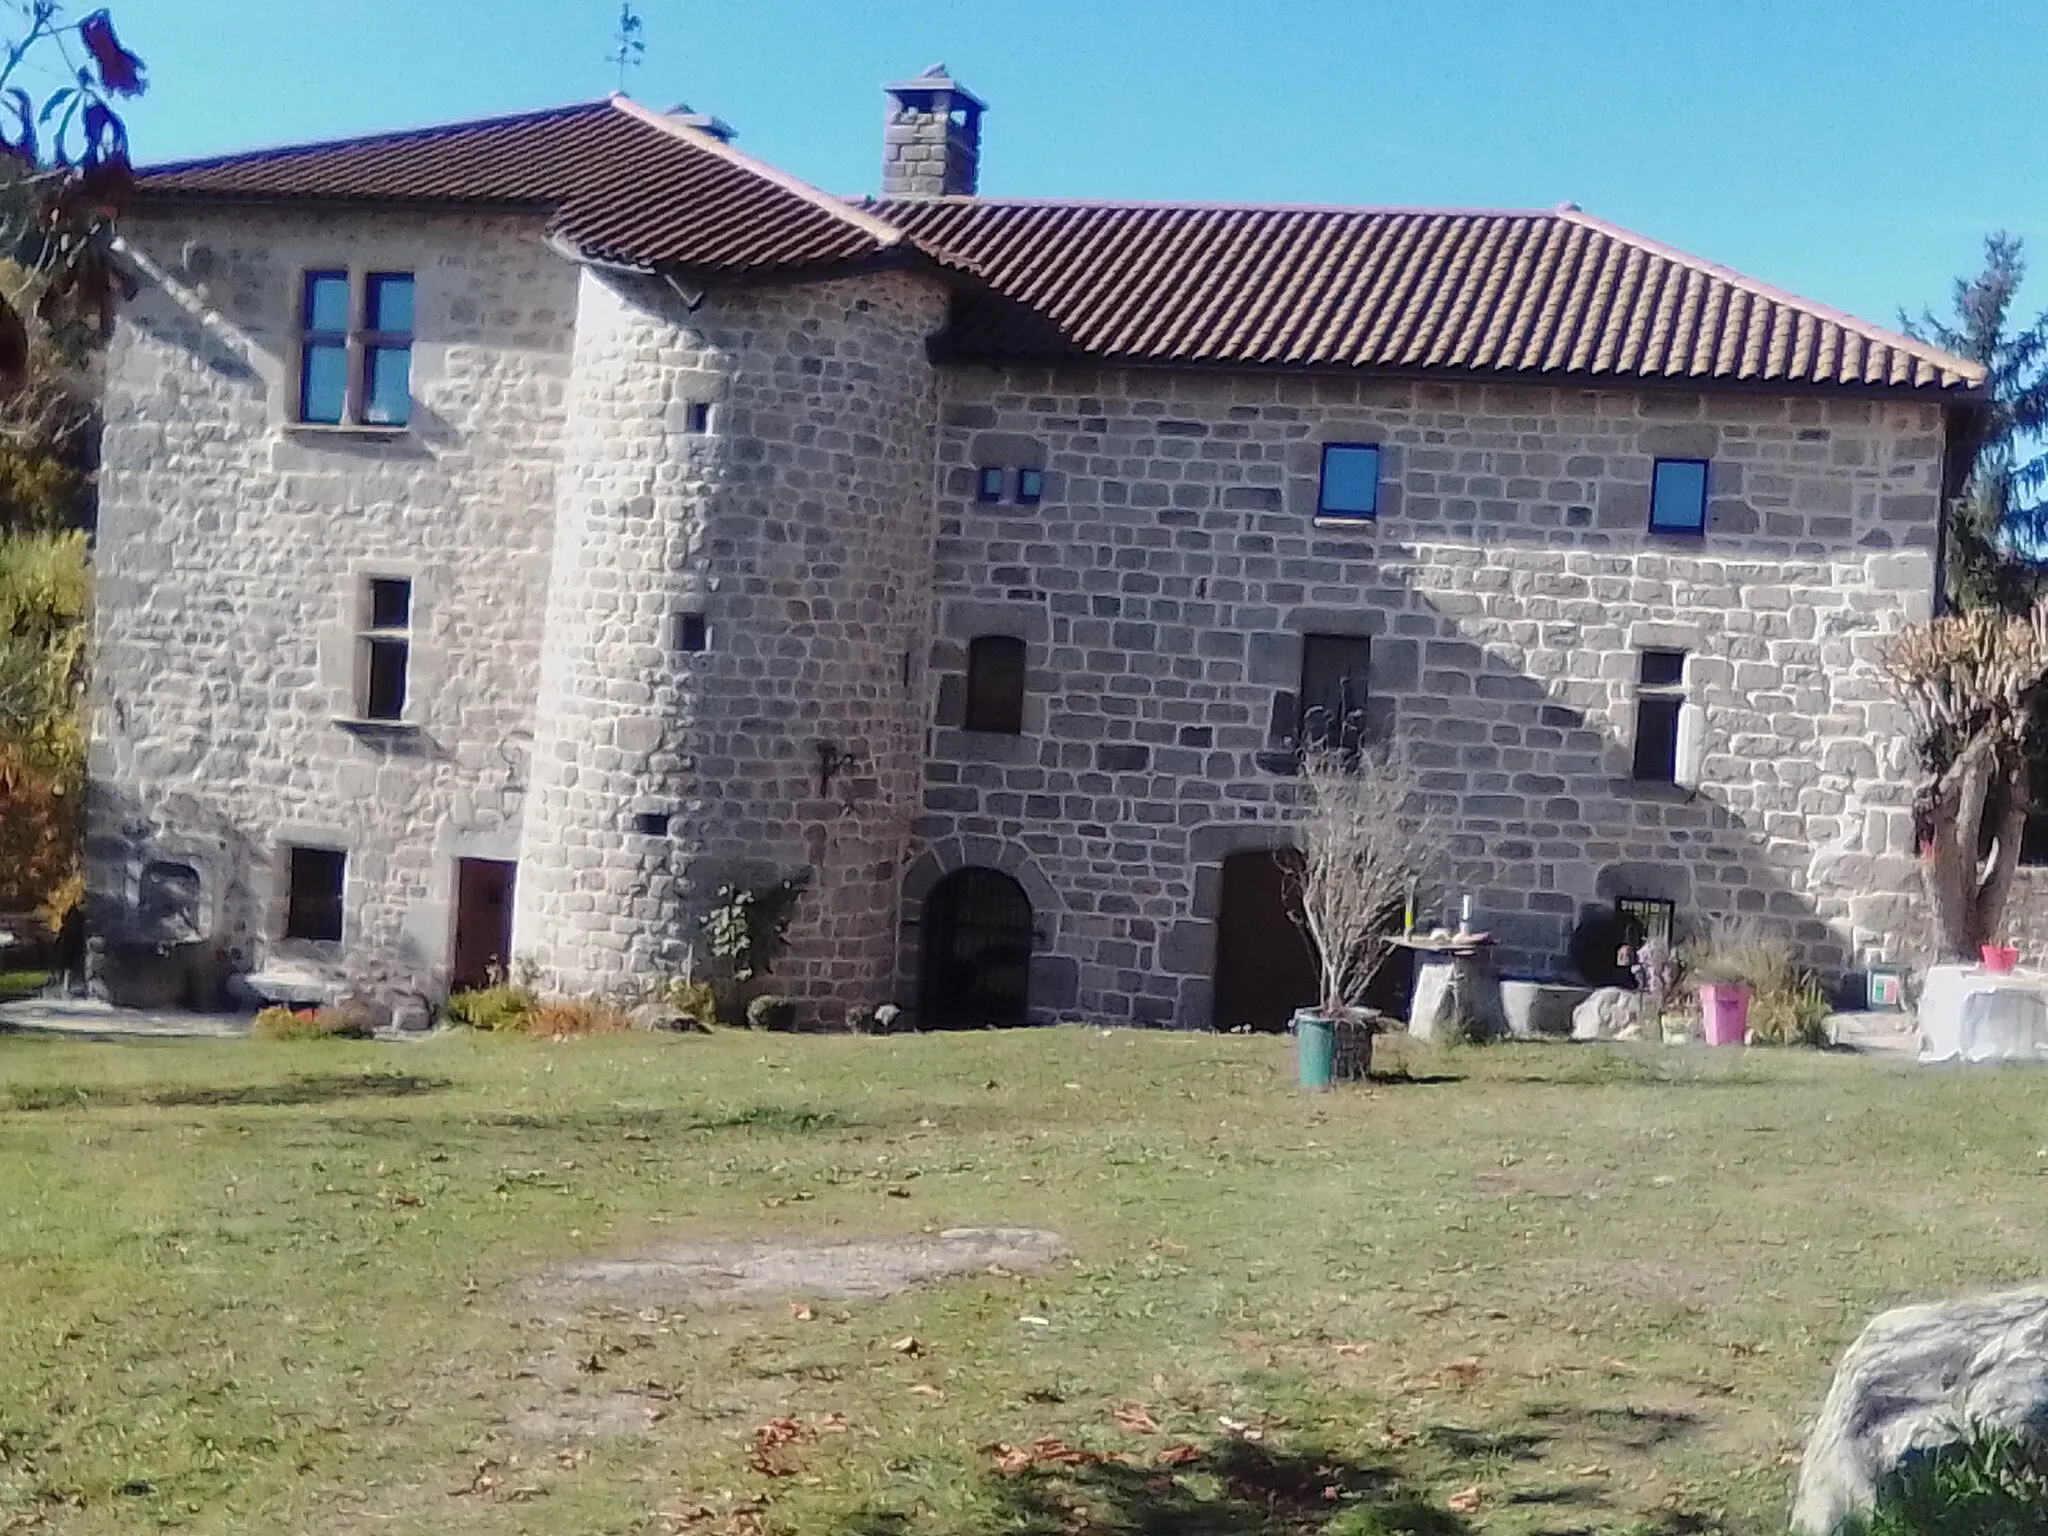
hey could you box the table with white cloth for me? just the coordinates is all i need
[1917,964,2048,1063]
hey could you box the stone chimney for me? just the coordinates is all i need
[882,64,984,197]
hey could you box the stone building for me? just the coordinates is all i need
[88,69,1988,1026]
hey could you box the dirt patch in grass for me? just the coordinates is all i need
[540,1225,1067,1307]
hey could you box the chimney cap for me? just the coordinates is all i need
[885,62,986,112]
[663,102,735,141]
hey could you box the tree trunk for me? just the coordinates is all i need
[1921,734,2023,962]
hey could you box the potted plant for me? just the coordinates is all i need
[1679,916,1770,1047]
[1283,744,1434,1088]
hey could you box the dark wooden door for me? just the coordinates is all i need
[1212,850,1319,1031]
[451,859,516,990]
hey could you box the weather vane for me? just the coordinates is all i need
[609,2,645,93]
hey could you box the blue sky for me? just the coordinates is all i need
[103,0,2048,335]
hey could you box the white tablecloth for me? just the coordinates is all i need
[1918,964,2048,1063]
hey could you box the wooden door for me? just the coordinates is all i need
[451,859,516,990]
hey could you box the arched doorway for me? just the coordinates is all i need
[921,867,1033,1027]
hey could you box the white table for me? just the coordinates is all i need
[1917,964,2048,1063]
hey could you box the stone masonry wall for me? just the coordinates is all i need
[512,268,947,1018]
[90,208,576,1008]
[914,370,1945,1027]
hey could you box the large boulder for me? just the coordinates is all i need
[1570,986,1642,1041]
[1792,1286,2048,1534]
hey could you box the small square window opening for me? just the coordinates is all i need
[674,611,708,653]
[684,401,712,433]
[1632,648,1687,782]
[357,576,412,722]
[1616,896,1677,948]
[283,845,346,942]
[631,811,670,836]
[1317,443,1381,520]
[975,466,1006,503]
[1016,468,1045,505]
[1649,458,1709,536]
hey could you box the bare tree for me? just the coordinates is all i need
[1881,602,2048,960]
[1284,744,1435,1024]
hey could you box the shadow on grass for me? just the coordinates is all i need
[4,1073,452,1112]
[838,1440,1474,1536]
[472,1104,854,1135]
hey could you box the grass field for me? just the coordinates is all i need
[2,1026,2045,1536]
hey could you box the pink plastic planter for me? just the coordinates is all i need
[1982,944,2020,974]
[1698,983,1750,1047]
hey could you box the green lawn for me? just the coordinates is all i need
[1,1028,2043,1536]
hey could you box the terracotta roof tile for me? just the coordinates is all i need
[872,199,1982,392]
[133,102,1984,393]
[136,98,897,274]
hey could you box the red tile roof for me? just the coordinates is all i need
[880,199,1982,392]
[136,98,900,274]
[135,102,1984,394]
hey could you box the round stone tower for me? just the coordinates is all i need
[511,264,946,1015]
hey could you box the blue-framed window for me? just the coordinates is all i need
[975,466,1006,503]
[1316,443,1381,520]
[1649,458,1709,536]
[297,268,415,427]
[297,271,350,424]
[1016,468,1045,505]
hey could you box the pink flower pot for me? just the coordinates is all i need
[1982,944,2019,975]
[1698,983,1750,1047]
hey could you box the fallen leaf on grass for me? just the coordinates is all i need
[449,1458,503,1498]
[553,1446,588,1471]
[890,1335,923,1356]
[1113,1402,1160,1434]
[1329,1341,1374,1357]
[1155,1443,1201,1467]
[1446,1485,1482,1514]
[908,1383,946,1401]
[1567,1463,1607,1478]
[790,1304,816,1322]
[1442,1356,1483,1384]
[986,1438,1097,1475]
[816,1412,850,1433]
[1216,1415,1265,1442]
[1600,1356,1637,1374]
[748,1417,809,1477]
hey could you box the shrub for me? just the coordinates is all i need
[444,984,540,1032]
[1680,915,1831,1047]
[523,997,634,1038]
[662,977,719,1031]
[746,994,797,1032]
[1838,1425,2048,1535]
[252,1004,373,1041]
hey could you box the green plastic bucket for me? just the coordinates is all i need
[1293,1010,1335,1090]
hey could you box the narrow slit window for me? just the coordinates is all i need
[1632,648,1687,782]
[283,846,346,942]
[1298,633,1372,749]
[1649,458,1709,536]
[684,401,712,433]
[1016,468,1045,505]
[963,634,1026,734]
[360,272,414,427]
[674,611,708,653]
[357,576,412,722]
[1316,443,1381,520]
[975,466,1006,503]
[298,270,350,425]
